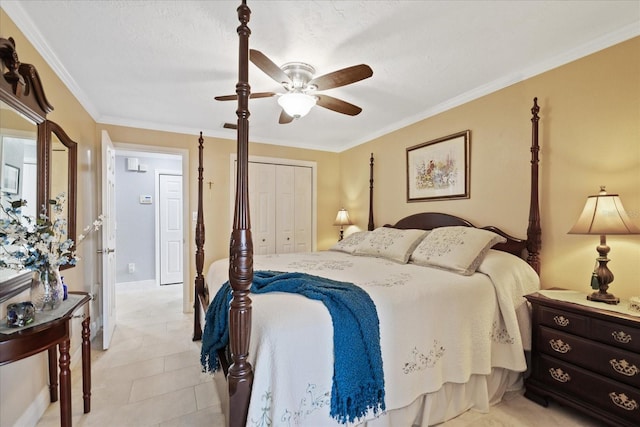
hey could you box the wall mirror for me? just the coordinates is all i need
[0,36,64,302]
[46,120,77,251]
[1,101,40,291]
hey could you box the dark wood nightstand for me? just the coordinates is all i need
[524,292,640,427]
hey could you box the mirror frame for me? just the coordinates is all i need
[46,119,78,258]
[0,36,54,302]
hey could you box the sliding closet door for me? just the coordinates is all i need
[242,160,313,255]
[275,165,295,253]
[249,163,276,255]
[293,166,312,252]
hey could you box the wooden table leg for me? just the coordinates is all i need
[47,347,58,402]
[59,339,72,427]
[82,316,91,413]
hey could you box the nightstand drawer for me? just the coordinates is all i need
[539,326,640,388]
[539,305,589,335]
[537,354,640,425]
[592,319,640,353]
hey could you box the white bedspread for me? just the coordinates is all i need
[205,249,539,426]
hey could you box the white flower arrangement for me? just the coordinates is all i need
[0,193,103,275]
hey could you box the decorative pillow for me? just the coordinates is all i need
[354,227,428,263]
[329,231,371,254]
[410,226,506,275]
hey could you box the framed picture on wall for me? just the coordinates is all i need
[1,164,20,195]
[406,130,470,202]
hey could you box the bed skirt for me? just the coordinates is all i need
[212,367,524,427]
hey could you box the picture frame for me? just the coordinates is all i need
[406,130,470,202]
[1,164,20,195]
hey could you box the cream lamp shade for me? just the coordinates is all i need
[568,188,640,235]
[568,186,640,304]
[334,209,352,227]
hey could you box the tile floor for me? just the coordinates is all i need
[35,283,604,426]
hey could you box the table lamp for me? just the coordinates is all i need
[568,186,640,304]
[333,208,353,241]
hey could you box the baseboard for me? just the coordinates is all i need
[12,383,50,427]
[14,344,84,426]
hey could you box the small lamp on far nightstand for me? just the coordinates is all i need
[569,186,640,305]
[333,208,353,241]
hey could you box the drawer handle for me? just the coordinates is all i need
[549,339,572,354]
[553,315,569,327]
[549,367,571,383]
[609,359,639,377]
[608,392,639,412]
[612,330,632,344]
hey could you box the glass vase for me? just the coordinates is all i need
[30,268,64,311]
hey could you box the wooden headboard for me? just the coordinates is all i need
[387,212,529,260]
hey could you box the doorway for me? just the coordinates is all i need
[111,144,191,313]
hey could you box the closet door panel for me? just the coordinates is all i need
[249,163,276,255]
[275,165,295,254]
[294,166,312,252]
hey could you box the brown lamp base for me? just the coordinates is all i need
[587,291,620,305]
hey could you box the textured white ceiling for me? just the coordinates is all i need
[3,1,639,152]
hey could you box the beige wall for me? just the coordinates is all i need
[341,37,640,301]
[1,10,101,427]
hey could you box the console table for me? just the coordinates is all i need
[0,291,91,427]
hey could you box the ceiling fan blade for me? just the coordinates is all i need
[316,95,362,116]
[214,92,277,101]
[308,64,373,91]
[250,49,291,86]
[214,94,237,101]
[279,110,294,124]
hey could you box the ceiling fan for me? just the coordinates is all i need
[215,49,373,124]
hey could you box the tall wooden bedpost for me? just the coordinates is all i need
[228,1,254,426]
[526,97,541,274]
[193,132,206,341]
[368,153,375,231]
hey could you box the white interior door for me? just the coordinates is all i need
[159,174,183,285]
[101,130,117,350]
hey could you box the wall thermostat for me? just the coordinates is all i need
[127,157,139,171]
[140,195,152,204]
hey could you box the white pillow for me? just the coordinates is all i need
[329,231,371,254]
[410,226,506,275]
[354,227,428,264]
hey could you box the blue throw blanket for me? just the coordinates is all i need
[200,270,386,424]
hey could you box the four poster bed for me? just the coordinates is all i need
[194,2,542,426]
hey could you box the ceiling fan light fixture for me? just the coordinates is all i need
[277,92,317,118]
